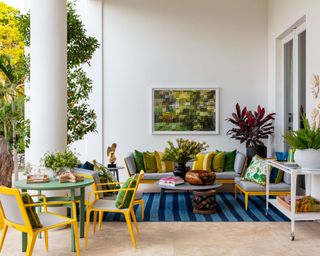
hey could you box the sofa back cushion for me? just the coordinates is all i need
[143,151,157,173]
[234,151,246,174]
[212,151,225,172]
[192,153,206,170]
[133,150,145,173]
[154,151,174,173]
[124,154,137,175]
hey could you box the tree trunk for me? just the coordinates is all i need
[0,137,14,187]
[12,101,19,181]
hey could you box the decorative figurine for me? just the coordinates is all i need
[311,74,320,99]
[107,143,117,167]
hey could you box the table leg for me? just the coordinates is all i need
[21,189,27,252]
[70,188,76,252]
[116,169,119,182]
[265,165,270,215]
[80,187,85,238]
[290,172,297,241]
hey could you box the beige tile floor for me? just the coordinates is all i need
[1,221,320,256]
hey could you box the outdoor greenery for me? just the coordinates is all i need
[153,89,216,132]
[162,138,209,164]
[284,116,320,150]
[42,149,80,174]
[226,103,275,147]
[0,3,28,154]
[19,1,100,144]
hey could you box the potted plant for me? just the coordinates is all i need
[284,116,320,169]
[162,138,209,179]
[42,149,80,178]
[226,103,275,160]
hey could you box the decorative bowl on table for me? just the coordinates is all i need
[185,170,216,185]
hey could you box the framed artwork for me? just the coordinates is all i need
[152,87,219,134]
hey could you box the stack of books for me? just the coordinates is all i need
[159,177,185,187]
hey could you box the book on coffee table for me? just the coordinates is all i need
[159,177,185,187]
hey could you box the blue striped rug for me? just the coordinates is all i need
[101,192,289,222]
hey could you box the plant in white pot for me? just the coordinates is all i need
[284,116,320,169]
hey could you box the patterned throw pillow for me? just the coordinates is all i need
[154,151,174,173]
[202,152,215,171]
[244,155,267,185]
[21,193,42,228]
[212,152,225,172]
[115,176,137,209]
[192,153,206,170]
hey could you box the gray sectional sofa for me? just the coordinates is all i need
[124,151,247,184]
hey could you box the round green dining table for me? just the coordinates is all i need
[14,178,94,253]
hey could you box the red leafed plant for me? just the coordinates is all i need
[226,103,276,147]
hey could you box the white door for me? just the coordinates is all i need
[280,23,306,149]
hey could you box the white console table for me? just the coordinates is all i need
[266,160,320,241]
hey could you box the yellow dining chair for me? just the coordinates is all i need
[85,171,144,249]
[0,186,81,256]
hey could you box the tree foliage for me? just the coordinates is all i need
[0,3,27,153]
[19,1,99,144]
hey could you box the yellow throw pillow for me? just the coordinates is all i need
[202,152,215,171]
[192,153,206,170]
[154,151,175,173]
[212,151,225,172]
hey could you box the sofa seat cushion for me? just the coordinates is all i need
[235,177,290,192]
[143,172,174,180]
[215,171,240,180]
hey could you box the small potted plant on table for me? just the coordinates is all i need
[162,138,208,180]
[42,149,80,178]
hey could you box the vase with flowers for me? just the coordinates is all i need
[162,138,209,180]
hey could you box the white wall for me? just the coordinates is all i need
[103,0,268,170]
[268,0,320,198]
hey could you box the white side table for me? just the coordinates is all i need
[266,160,320,241]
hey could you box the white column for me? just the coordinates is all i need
[29,0,68,165]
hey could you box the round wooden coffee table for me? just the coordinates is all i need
[158,182,222,214]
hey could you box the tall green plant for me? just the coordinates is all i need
[284,116,320,150]
[19,1,100,144]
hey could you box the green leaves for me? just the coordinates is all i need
[284,116,320,150]
[42,149,80,172]
[18,1,100,145]
[162,138,209,164]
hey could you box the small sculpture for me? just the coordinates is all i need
[311,103,320,129]
[311,74,320,98]
[107,143,117,166]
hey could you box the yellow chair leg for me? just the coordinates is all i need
[234,185,237,199]
[26,233,37,256]
[245,193,249,211]
[72,221,81,256]
[93,211,97,234]
[44,230,48,252]
[124,212,136,249]
[130,208,139,234]
[98,211,103,231]
[85,208,91,249]
[141,201,144,221]
[0,224,8,252]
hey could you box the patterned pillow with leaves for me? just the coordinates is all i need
[244,155,267,185]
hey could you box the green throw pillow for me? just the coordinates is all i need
[217,150,237,171]
[21,193,42,228]
[143,151,157,173]
[133,150,145,172]
[115,176,137,209]
[244,155,267,185]
[212,152,225,172]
